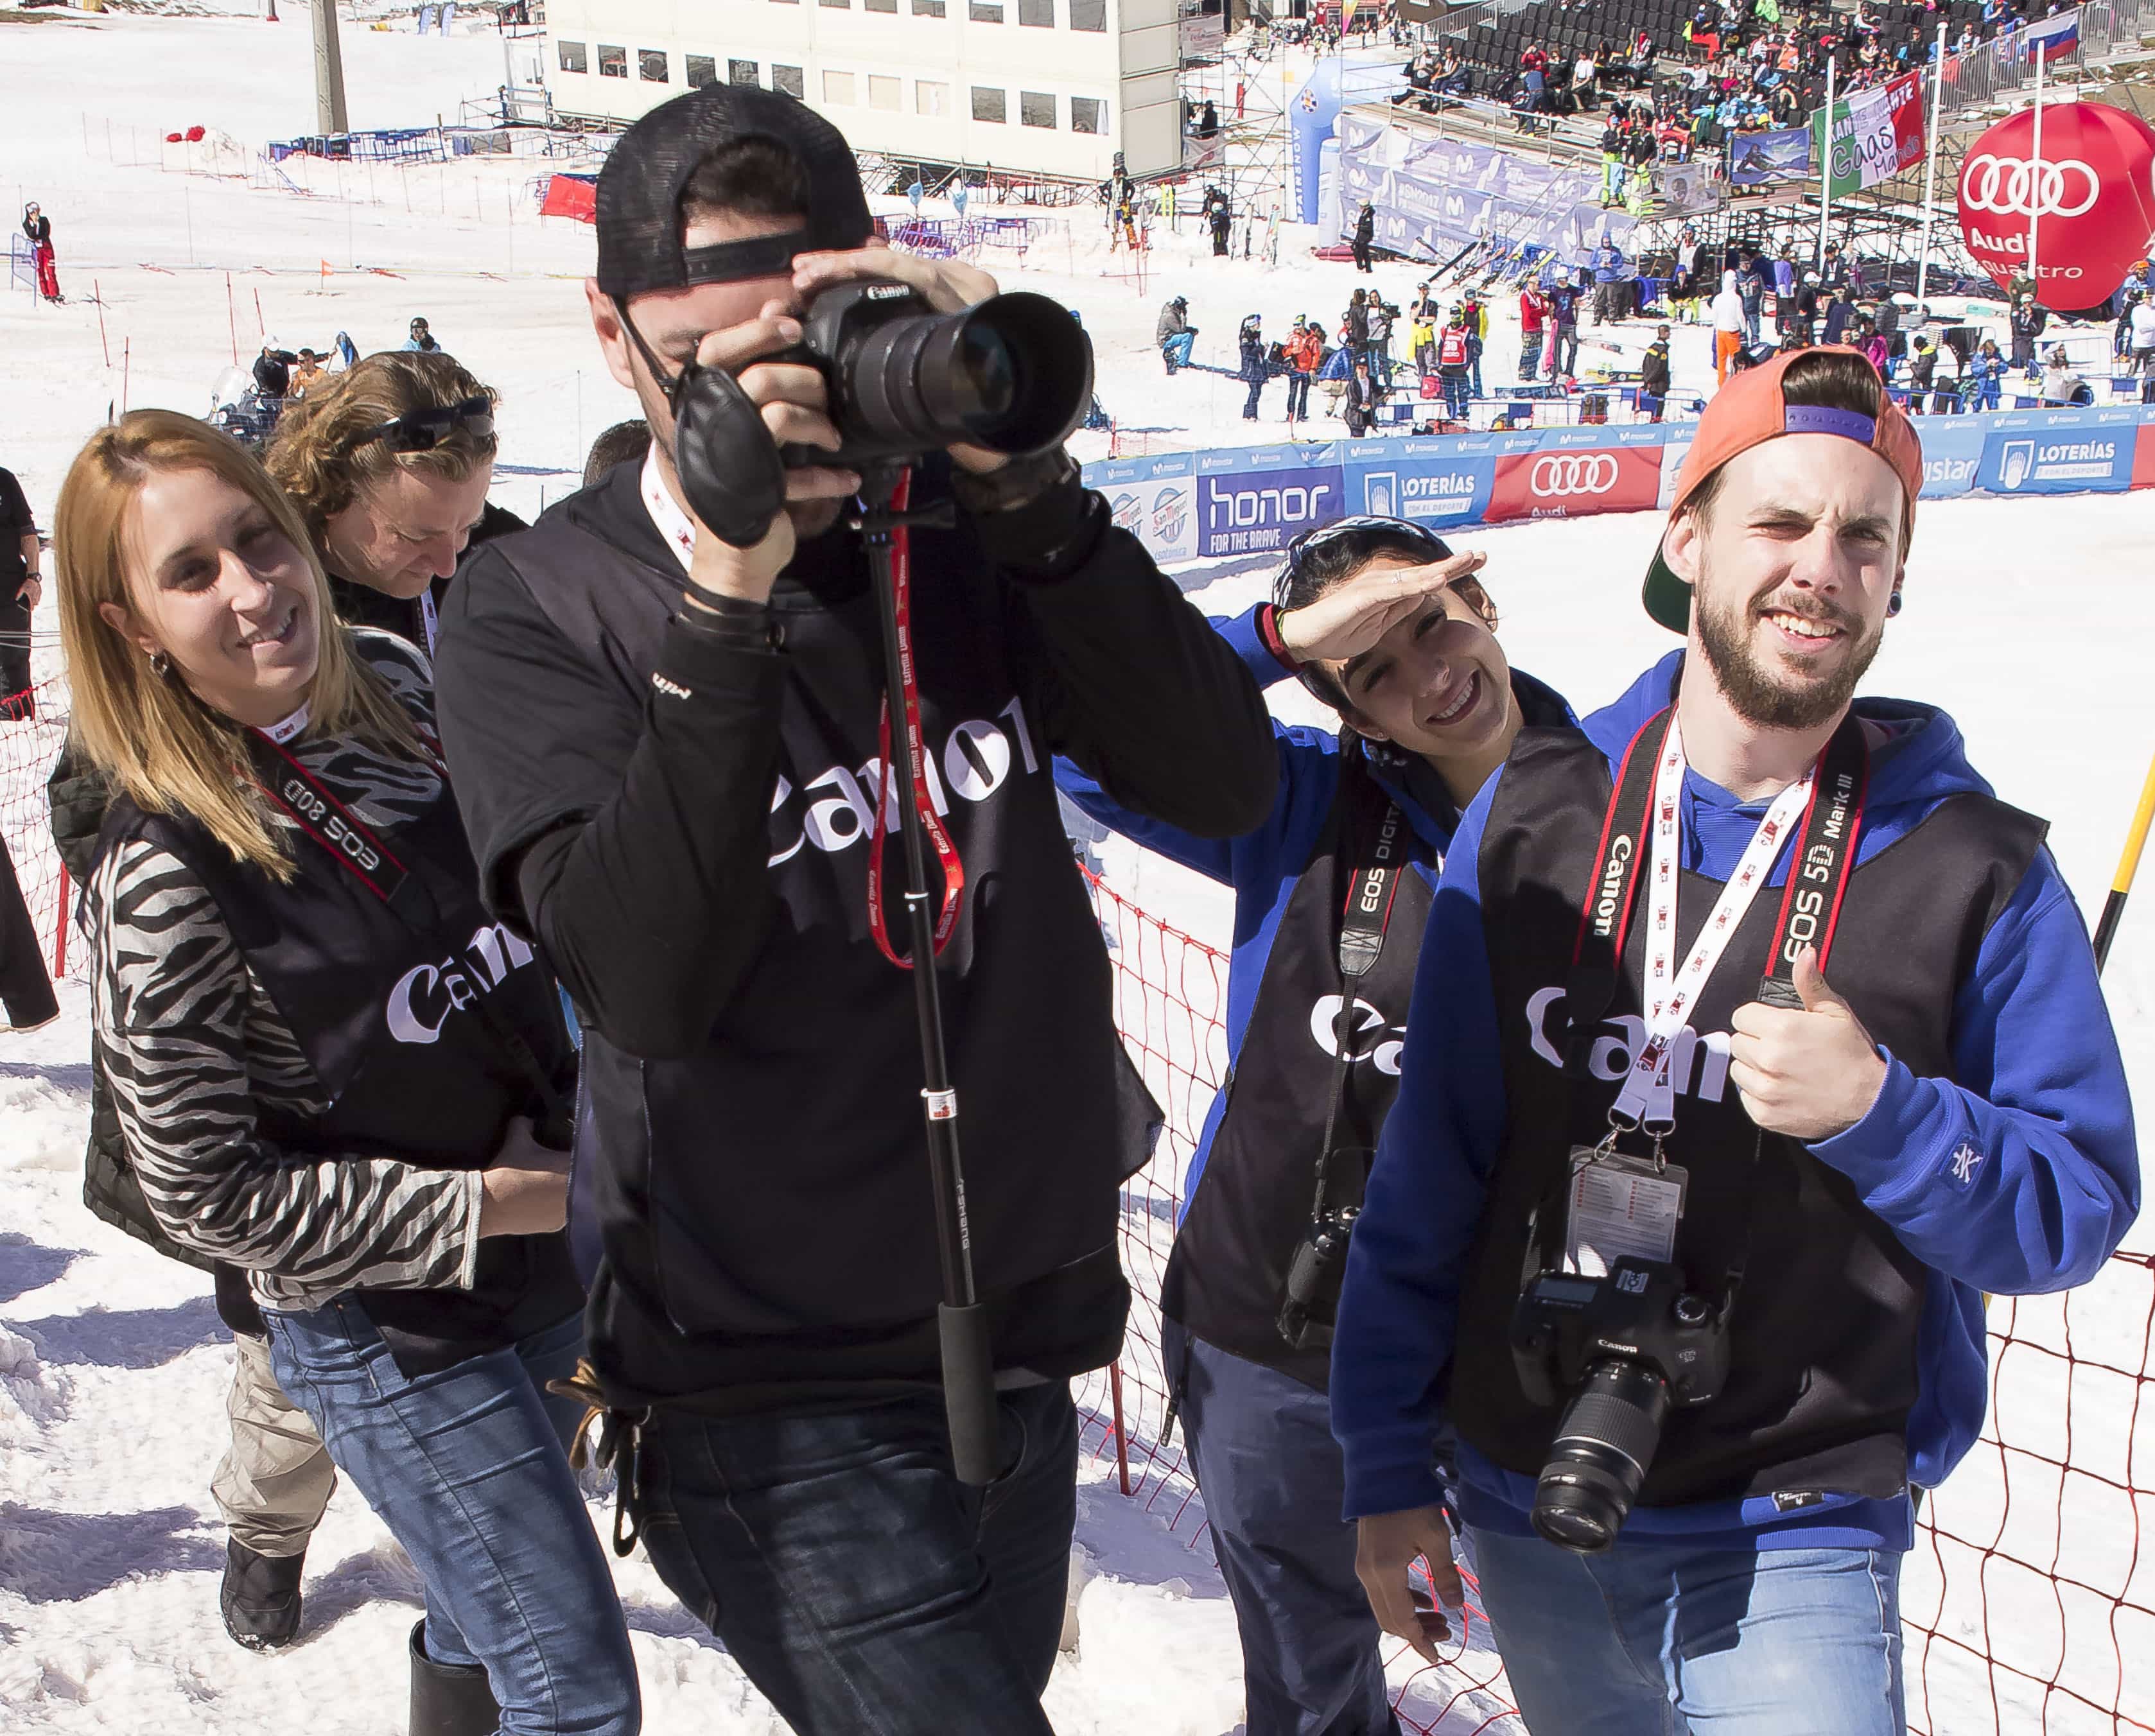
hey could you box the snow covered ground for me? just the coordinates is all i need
[2,7,2152,1734]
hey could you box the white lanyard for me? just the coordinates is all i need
[1609,712,1812,1133]
[418,588,439,657]
[641,447,698,575]
[259,701,310,744]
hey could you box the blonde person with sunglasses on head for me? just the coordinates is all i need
[57,412,636,1736]
[1056,517,1575,1736]
[266,351,521,660]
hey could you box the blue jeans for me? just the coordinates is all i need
[1244,375,1267,418]
[1442,367,1470,419]
[635,1382,1079,1736]
[1162,331,1196,370]
[1165,1320,1398,1736]
[265,1301,637,1736]
[1469,1527,1905,1735]
[1287,372,1313,418]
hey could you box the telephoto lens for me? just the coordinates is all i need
[793,282,1095,469]
[1530,1358,1672,1553]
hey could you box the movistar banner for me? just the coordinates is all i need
[1080,404,2155,569]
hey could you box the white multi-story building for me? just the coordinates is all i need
[541,0,1185,182]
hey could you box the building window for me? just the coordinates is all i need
[1071,96,1104,132]
[819,0,851,8]
[866,0,899,10]
[1070,0,1104,27]
[772,63,805,96]
[912,0,947,13]
[729,59,760,85]
[970,0,1003,19]
[916,79,952,116]
[865,74,902,110]
[971,85,1006,123]
[557,39,587,73]
[1018,0,1052,22]
[640,49,669,82]
[597,44,627,77]
[686,55,717,87]
[1020,90,1056,127]
[823,69,857,104]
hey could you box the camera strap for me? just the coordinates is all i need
[1569,701,1869,1132]
[1310,752,1408,1220]
[865,468,967,969]
[247,727,571,1135]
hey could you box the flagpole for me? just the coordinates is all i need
[1916,22,1948,309]
[1818,53,1835,275]
[2028,39,2045,296]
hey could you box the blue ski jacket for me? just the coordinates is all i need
[1332,650,2140,1550]
[1054,602,1573,1222]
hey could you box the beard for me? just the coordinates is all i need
[1694,562,1884,732]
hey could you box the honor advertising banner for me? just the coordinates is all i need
[1082,406,2155,569]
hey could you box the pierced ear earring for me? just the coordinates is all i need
[1887,591,1903,618]
[148,650,171,680]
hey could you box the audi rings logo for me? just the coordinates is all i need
[1961,154,2100,219]
[1530,454,1621,496]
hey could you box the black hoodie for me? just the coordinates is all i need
[433,455,1277,1407]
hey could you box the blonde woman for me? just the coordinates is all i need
[58,412,636,1736]
[265,349,516,657]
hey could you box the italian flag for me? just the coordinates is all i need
[1814,71,1926,199]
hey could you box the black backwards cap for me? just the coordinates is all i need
[595,85,875,299]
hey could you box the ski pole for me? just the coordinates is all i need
[2093,745,2155,975]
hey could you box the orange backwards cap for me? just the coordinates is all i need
[1643,347,1924,633]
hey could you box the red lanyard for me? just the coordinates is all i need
[865,469,967,970]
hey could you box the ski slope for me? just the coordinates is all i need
[2,8,2151,1735]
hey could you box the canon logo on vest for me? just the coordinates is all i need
[1311,993,1405,1075]
[767,697,1040,865]
[1522,985,1733,1104]
[388,923,536,1046]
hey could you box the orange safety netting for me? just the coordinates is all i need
[1074,869,2154,1736]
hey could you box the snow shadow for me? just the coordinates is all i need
[0,1503,222,1602]
[0,1058,92,1095]
[0,1232,80,1305]
[15,1294,225,1369]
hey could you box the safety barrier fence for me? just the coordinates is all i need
[0,673,74,989]
[1073,869,2155,1736]
[1085,401,2155,571]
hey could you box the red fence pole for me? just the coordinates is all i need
[1108,1360,1131,1497]
[51,862,69,979]
[227,272,238,363]
[94,280,110,369]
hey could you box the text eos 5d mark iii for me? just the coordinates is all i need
[671,280,1095,548]
[1510,1258,1732,1554]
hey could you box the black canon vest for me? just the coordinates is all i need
[1166,749,1434,1389]
[1453,724,2046,1507]
[98,762,582,1376]
[496,479,1154,1369]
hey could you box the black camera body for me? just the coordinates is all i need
[671,277,1095,549]
[1510,1258,1731,1553]
[1275,1205,1360,1351]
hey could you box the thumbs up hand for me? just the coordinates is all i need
[1728,948,1889,1141]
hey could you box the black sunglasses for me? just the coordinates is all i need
[1274,516,1455,609]
[345,394,494,455]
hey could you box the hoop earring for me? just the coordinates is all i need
[148,650,171,680]
[1887,591,1903,618]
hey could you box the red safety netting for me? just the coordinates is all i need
[1,663,73,985]
[1075,868,2155,1736]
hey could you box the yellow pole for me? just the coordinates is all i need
[2093,747,2155,972]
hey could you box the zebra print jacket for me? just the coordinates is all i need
[83,632,485,1312]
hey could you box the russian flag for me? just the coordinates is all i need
[2028,9,2081,61]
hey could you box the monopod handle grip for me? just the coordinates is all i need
[939,1300,1002,1487]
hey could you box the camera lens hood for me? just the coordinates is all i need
[672,361,790,550]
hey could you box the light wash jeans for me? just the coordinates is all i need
[266,1301,638,1736]
[1469,1526,1904,1735]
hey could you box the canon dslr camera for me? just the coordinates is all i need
[1275,1204,1359,1351]
[1510,1258,1731,1553]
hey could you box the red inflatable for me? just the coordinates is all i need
[1957,101,2155,309]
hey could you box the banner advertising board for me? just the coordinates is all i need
[1485,446,1662,522]
[1197,446,1347,557]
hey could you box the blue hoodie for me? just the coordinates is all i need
[1332,650,2140,1551]
[1055,603,1574,1220]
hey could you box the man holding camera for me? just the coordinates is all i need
[432,86,1277,1735]
[1333,349,2138,1732]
